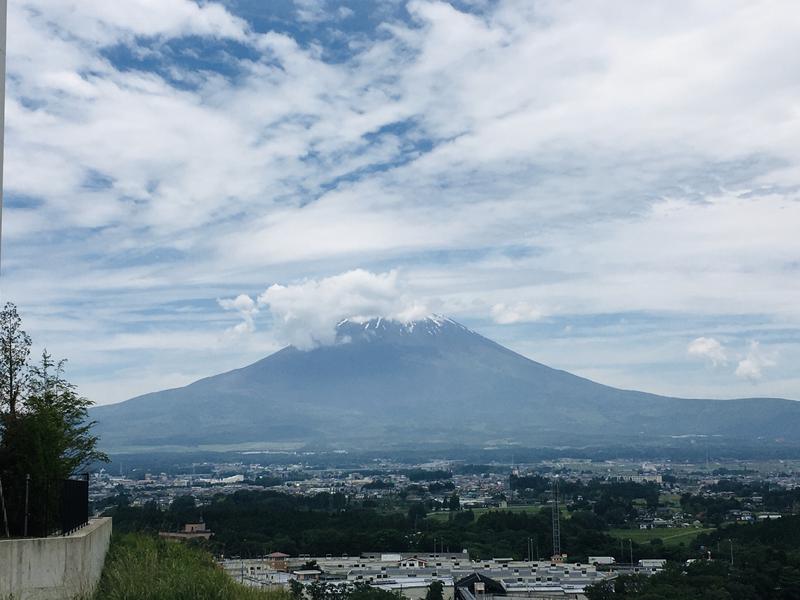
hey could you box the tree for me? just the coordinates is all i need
[448,494,460,511]
[584,580,615,600]
[0,305,107,536]
[454,510,474,525]
[170,494,201,529]
[24,351,108,474]
[0,303,31,418]
[409,502,428,525]
[307,581,330,600]
[425,580,444,600]
[349,582,402,600]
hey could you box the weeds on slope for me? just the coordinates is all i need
[94,534,291,600]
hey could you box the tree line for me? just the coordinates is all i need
[105,488,675,562]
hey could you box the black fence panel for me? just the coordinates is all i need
[0,473,89,537]
[60,475,89,535]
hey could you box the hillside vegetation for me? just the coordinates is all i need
[93,533,290,600]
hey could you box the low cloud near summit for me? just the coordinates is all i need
[221,269,430,350]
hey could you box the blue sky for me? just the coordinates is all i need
[3,0,800,404]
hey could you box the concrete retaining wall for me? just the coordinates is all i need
[0,517,112,600]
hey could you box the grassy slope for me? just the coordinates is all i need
[94,534,291,600]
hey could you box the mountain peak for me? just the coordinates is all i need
[91,309,800,451]
[334,314,473,342]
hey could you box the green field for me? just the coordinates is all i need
[658,493,683,510]
[609,527,714,547]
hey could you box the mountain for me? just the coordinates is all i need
[91,316,800,451]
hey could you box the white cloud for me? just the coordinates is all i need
[293,0,328,23]
[735,341,777,381]
[687,337,728,366]
[256,269,429,350]
[28,0,250,45]
[218,294,259,334]
[491,302,545,324]
[4,0,800,402]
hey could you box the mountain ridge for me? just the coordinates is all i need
[91,316,800,451]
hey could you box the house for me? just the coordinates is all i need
[400,558,429,569]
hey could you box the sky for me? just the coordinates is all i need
[3,0,800,405]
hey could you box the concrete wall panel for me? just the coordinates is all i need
[0,518,112,600]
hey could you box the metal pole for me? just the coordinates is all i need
[24,473,30,536]
[628,539,633,566]
[43,478,48,537]
[729,539,733,566]
[0,476,9,537]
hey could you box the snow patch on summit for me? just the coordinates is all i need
[336,314,474,339]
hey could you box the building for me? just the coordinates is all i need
[158,522,213,541]
[293,569,323,581]
[220,552,626,599]
[455,569,594,600]
[267,552,291,572]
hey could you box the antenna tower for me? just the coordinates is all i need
[551,478,562,561]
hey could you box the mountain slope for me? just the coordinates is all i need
[91,316,800,450]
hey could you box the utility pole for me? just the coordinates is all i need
[729,539,734,566]
[628,539,633,566]
[0,476,9,537]
[23,473,30,537]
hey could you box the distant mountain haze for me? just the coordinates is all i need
[91,316,800,451]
